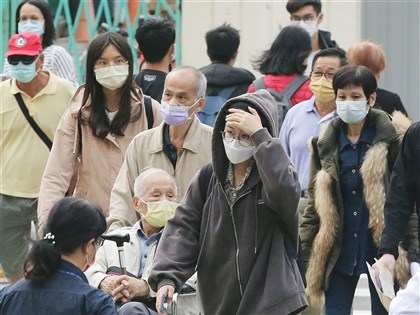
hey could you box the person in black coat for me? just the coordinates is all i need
[374,122,420,313]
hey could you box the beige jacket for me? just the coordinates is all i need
[38,85,161,232]
[107,117,213,231]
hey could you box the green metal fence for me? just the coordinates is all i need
[0,0,181,84]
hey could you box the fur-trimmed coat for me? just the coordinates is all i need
[300,109,413,308]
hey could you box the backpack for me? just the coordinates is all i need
[252,75,308,134]
[197,85,237,127]
[197,163,307,287]
[143,95,154,129]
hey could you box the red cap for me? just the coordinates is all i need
[5,32,42,57]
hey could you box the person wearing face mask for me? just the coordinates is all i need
[300,65,413,315]
[37,32,162,235]
[0,197,116,315]
[286,0,344,76]
[2,0,78,85]
[0,32,74,283]
[107,65,212,231]
[280,48,347,220]
[86,168,184,315]
[149,89,307,315]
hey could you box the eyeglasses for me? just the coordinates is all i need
[221,131,252,147]
[311,71,336,81]
[94,57,128,69]
[7,54,39,66]
[291,15,318,24]
[94,237,105,250]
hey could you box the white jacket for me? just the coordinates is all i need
[85,224,158,297]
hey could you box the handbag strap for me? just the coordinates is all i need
[14,92,52,150]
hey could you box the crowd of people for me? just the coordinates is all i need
[0,0,418,315]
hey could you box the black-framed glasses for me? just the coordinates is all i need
[221,131,252,147]
[311,71,336,81]
[94,57,128,69]
[291,15,318,24]
[7,54,39,66]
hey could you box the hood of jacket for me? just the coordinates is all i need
[211,89,278,182]
[200,63,255,87]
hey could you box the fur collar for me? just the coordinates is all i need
[305,110,411,308]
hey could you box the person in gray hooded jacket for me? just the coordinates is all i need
[148,89,307,315]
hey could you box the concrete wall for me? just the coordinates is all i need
[362,1,419,120]
[181,1,361,75]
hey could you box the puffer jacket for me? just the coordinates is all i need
[149,90,307,315]
[300,109,413,308]
[38,85,161,232]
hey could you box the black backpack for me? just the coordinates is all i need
[143,95,154,129]
[252,75,308,134]
[197,85,237,127]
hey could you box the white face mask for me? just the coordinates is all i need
[336,100,369,124]
[94,64,129,90]
[18,19,45,36]
[223,139,255,164]
[140,199,179,228]
[298,19,318,37]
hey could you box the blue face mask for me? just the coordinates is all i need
[10,60,39,83]
[18,20,45,36]
[336,100,369,124]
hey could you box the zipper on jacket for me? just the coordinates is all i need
[230,203,243,297]
[221,186,251,298]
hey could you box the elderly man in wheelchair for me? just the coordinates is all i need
[85,168,199,315]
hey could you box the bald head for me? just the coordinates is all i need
[165,65,207,99]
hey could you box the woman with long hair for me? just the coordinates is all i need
[37,32,161,233]
[2,0,78,84]
[0,197,116,314]
[248,25,313,105]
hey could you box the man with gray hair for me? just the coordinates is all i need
[108,65,212,231]
[86,168,179,315]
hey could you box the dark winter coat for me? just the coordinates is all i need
[149,90,307,315]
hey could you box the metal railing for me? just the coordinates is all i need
[1,0,181,84]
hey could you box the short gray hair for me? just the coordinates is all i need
[168,65,207,98]
[133,168,177,197]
